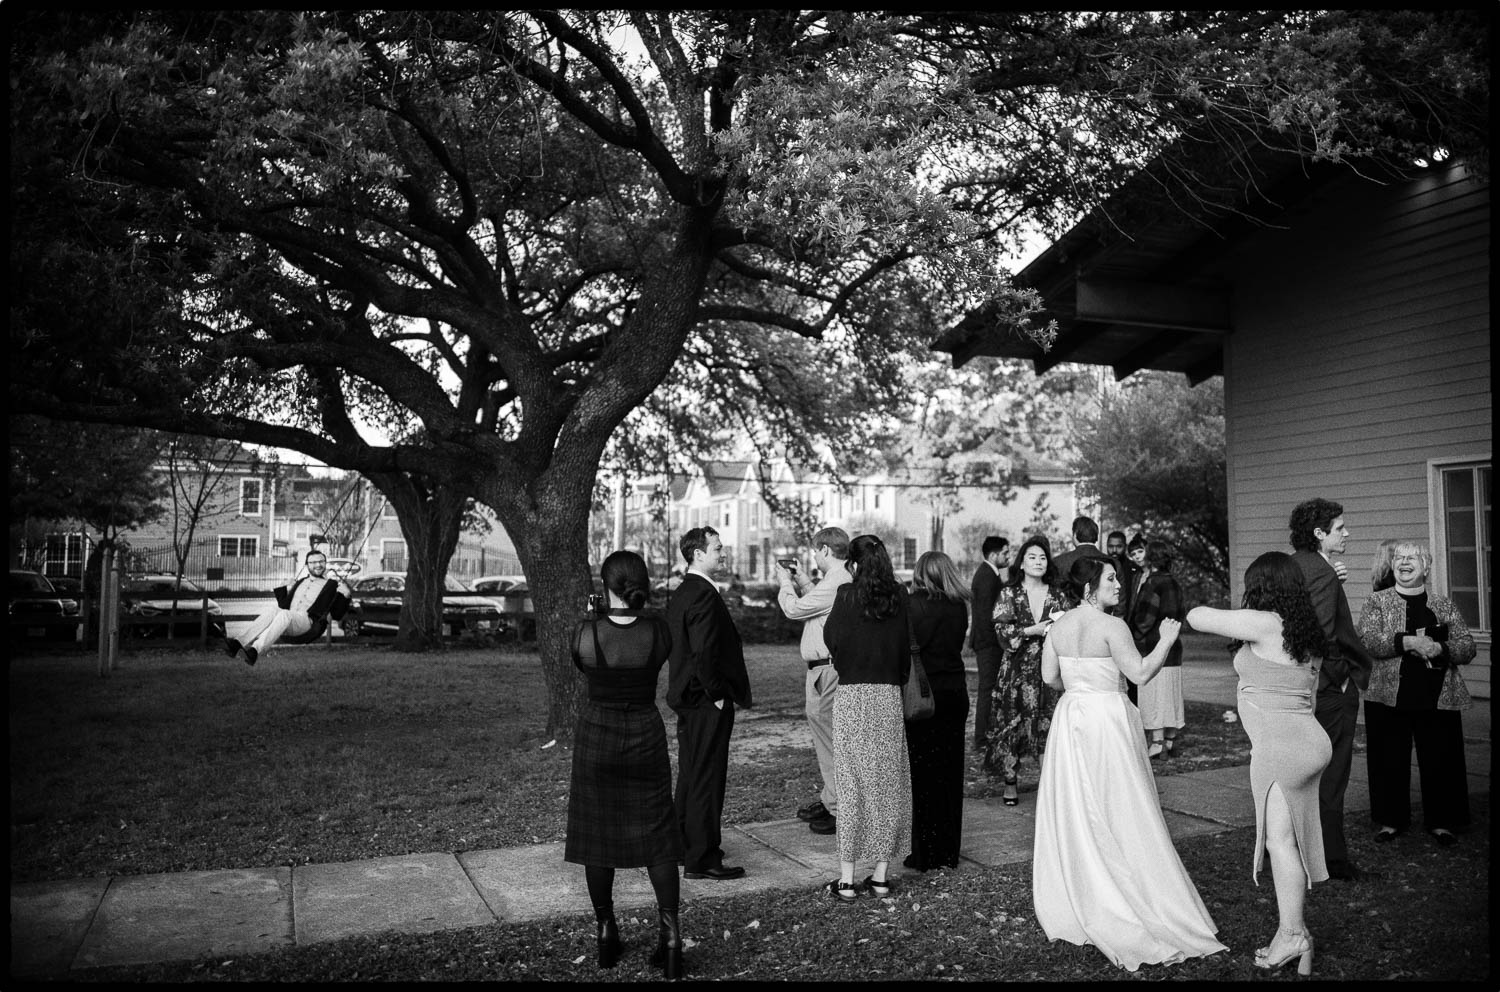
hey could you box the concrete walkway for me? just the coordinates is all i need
[10,665,1491,978]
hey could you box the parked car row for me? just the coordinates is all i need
[340,572,509,638]
[9,567,539,644]
[121,574,227,639]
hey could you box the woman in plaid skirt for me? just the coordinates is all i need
[565,550,684,979]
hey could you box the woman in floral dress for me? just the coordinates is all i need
[983,535,1063,805]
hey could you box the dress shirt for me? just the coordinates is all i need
[777,559,853,662]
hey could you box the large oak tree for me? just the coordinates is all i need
[10,10,1487,734]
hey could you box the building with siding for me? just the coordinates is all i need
[935,155,1491,697]
[17,455,520,588]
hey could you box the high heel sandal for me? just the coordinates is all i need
[1002,776,1019,806]
[1254,927,1313,976]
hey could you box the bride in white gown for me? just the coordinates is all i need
[1032,556,1227,972]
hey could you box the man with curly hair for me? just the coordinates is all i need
[1288,497,1375,882]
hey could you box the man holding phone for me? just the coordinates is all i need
[775,527,852,836]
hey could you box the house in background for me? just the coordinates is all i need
[613,447,1080,583]
[18,451,520,587]
[935,153,1490,696]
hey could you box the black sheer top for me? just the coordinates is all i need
[571,611,673,704]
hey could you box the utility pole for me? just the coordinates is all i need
[613,471,627,550]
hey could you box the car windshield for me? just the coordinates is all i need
[12,573,55,594]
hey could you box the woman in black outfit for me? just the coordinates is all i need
[565,550,683,979]
[903,551,972,872]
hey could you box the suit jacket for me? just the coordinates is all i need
[1052,543,1110,605]
[1355,586,1475,710]
[273,577,350,622]
[665,573,751,710]
[969,562,1005,652]
[1291,549,1373,694]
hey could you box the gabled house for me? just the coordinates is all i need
[620,447,1081,583]
[934,153,1490,696]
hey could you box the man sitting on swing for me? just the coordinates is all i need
[225,549,353,666]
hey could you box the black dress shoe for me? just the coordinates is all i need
[241,646,258,667]
[684,865,745,880]
[1373,827,1402,843]
[808,814,836,835]
[903,854,928,872]
[1430,829,1459,847]
[223,637,241,659]
[797,801,829,822]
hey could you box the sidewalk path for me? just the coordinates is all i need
[10,663,1490,978]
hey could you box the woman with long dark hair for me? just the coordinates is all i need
[1032,556,1225,972]
[820,534,912,902]
[903,551,971,872]
[983,535,1062,805]
[565,550,683,979]
[1188,551,1332,976]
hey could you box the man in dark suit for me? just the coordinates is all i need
[666,526,752,880]
[968,535,1011,751]
[224,549,351,666]
[1052,516,1110,603]
[1289,498,1375,882]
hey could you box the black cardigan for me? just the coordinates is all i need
[908,592,970,680]
[824,584,910,686]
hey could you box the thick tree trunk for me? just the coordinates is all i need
[371,475,466,652]
[508,495,595,742]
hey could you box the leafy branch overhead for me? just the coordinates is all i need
[9,9,1486,732]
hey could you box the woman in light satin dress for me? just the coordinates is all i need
[1032,556,1226,972]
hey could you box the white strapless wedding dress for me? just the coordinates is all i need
[1031,655,1227,971]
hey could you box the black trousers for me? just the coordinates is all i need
[674,700,735,873]
[1314,681,1360,869]
[972,646,1002,749]
[905,679,970,870]
[1364,700,1470,832]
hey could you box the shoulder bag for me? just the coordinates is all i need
[903,610,935,721]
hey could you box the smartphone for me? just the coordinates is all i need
[776,558,798,574]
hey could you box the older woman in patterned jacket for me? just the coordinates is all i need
[1355,540,1476,848]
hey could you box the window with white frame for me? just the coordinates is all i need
[381,499,398,519]
[1433,460,1491,632]
[240,478,263,515]
[219,536,259,557]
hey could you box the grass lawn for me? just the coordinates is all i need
[9,638,1250,882]
[10,639,1487,982]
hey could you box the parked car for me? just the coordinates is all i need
[320,557,364,582]
[47,575,85,598]
[9,570,82,642]
[120,574,227,639]
[472,574,527,596]
[342,572,507,638]
[473,574,536,641]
